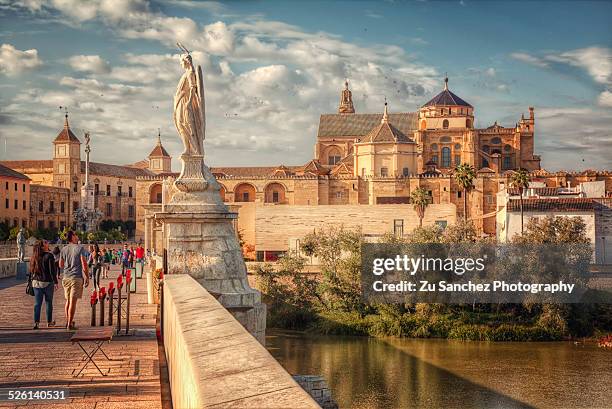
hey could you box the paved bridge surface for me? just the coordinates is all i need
[0,263,165,409]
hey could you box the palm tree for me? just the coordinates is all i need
[510,168,530,233]
[453,163,476,220]
[410,187,431,227]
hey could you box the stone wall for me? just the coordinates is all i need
[0,258,17,279]
[255,203,457,251]
[162,274,319,409]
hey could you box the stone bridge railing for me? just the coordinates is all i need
[162,274,320,409]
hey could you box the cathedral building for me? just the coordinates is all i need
[136,79,611,260]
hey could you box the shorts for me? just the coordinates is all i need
[63,277,84,300]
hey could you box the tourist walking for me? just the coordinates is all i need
[90,244,103,291]
[30,240,59,329]
[102,248,111,278]
[135,244,145,264]
[59,231,89,331]
[121,244,131,276]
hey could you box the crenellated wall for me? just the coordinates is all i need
[162,274,320,409]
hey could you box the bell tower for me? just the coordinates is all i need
[338,80,355,114]
[52,108,81,200]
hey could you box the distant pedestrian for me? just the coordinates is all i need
[90,244,103,291]
[59,231,89,331]
[135,244,145,264]
[121,244,131,276]
[30,240,58,329]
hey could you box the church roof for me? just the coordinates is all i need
[298,159,329,176]
[317,112,417,138]
[358,104,414,143]
[421,78,472,108]
[84,162,154,178]
[53,114,81,144]
[0,160,53,171]
[0,163,30,180]
[148,134,170,158]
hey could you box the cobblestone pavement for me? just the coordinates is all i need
[0,264,163,409]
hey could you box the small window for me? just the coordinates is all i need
[118,186,122,197]
[402,167,409,177]
[22,200,26,210]
[14,199,18,209]
[380,167,389,177]
[457,191,462,198]
[431,155,438,164]
[22,184,25,192]
[394,219,404,238]
[430,143,438,151]
[5,198,8,209]
[129,187,133,197]
[242,192,249,202]
[73,181,78,193]
[37,220,44,230]
[106,185,111,196]
[272,191,279,203]
[106,203,112,217]
[455,143,462,150]
[491,137,502,144]
[442,119,449,129]
[61,202,65,213]
[128,205,135,218]
[95,184,99,195]
[73,201,79,211]
[504,144,512,152]
[455,155,461,166]
[503,156,513,170]
[441,147,451,168]
[14,182,17,191]
[39,201,43,212]
[435,220,448,229]
[328,155,341,165]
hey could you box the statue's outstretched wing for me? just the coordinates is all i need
[196,65,205,140]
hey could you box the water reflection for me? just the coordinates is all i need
[266,330,612,409]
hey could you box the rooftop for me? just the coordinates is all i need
[0,163,30,180]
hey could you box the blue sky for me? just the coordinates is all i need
[0,0,610,170]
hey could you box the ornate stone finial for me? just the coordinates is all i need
[444,74,449,91]
[338,79,355,114]
[381,100,389,124]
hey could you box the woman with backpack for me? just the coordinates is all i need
[30,240,58,329]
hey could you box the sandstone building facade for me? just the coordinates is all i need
[136,79,611,259]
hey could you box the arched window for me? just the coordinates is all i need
[234,183,256,202]
[454,143,462,150]
[441,147,451,168]
[503,156,513,170]
[430,143,438,151]
[264,183,286,204]
[149,184,162,204]
[504,144,512,152]
[491,137,502,145]
[442,119,449,129]
[402,167,410,177]
[327,146,342,165]
[219,185,226,202]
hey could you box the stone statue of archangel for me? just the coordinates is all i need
[174,42,205,157]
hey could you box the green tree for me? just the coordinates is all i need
[510,169,531,233]
[0,222,9,241]
[410,187,431,227]
[453,163,476,220]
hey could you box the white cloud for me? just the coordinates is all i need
[547,46,611,85]
[598,90,612,107]
[68,54,111,74]
[510,52,549,68]
[0,43,43,76]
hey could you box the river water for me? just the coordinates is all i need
[266,330,612,409]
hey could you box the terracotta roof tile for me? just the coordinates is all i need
[359,121,413,143]
[0,163,30,180]
[318,113,417,138]
[0,160,53,171]
[421,89,472,108]
[148,144,170,158]
[84,161,154,178]
[507,198,594,212]
[211,166,301,177]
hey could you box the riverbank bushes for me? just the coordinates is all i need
[256,217,611,341]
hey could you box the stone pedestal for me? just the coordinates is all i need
[154,160,266,343]
[16,261,28,281]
